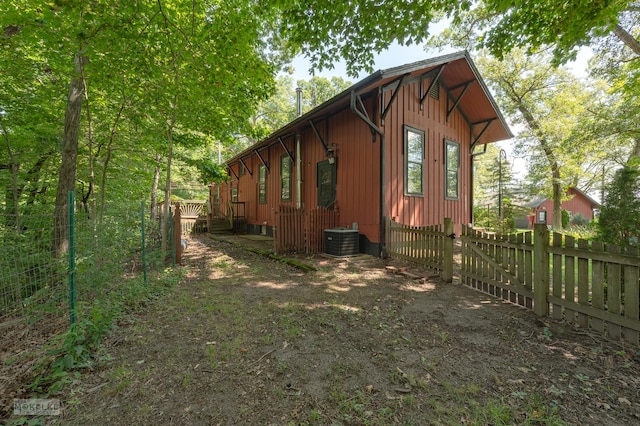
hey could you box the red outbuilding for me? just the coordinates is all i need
[523,187,601,228]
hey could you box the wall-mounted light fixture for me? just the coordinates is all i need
[327,145,336,164]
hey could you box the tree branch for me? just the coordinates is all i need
[612,24,640,56]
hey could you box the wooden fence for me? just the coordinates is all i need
[273,206,339,255]
[460,226,534,309]
[384,217,454,281]
[170,200,207,235]
[460,224,640,347]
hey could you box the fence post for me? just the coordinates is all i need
[68,191,77,325]
[174,202,182,265]
[442,218,454,283]
[141,201,147,285]
[533,224,549,317]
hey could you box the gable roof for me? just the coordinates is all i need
[525,187,601,209]
[569,187,601,208]
[227,51,512,166]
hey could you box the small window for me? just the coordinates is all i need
[258,164,267,204]
[538,210,547,224]
[238,162,245,176]
[404,126,424,196]
[231,188,238,202]
[444,139,460,200]
[280,155,292,201]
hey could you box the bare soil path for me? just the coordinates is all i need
[52,235,640,425]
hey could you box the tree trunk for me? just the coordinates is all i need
[512,97,565,228]
[53,53,86,257]
[25,149,54,205]
[552,169,563,229]
[631,136,640,161]
[151,153,161,220]
[82,68,95,224]
[161,126,174,258]
[0,116,20,230]
[99,100,127,224]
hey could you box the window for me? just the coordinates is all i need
[538,210,547,224]
[280,155,292,201]
[317,160,336,207]
[444,139,460,200]
[258,164,267,204]
[238,162,245,176]
[404,126,424,196]
[231,188,238,202]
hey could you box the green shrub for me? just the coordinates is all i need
[570,212,590,227]
[598,165,640,248]
[561,209,570,228]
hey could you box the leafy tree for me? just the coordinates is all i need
[231,74,352,156]
[2,1,280,256]
[477,0,638,64]
[474,145,516,206]
[297,76,352,111]
[277,0,637,76]
[476,50,605,229]
[498,198,516,234]
[428,1,640,162]
[598,164,640,247]
[585,8,640,166]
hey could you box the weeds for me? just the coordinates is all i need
[27,269,181,397]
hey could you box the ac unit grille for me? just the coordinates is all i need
[324,229,359,256]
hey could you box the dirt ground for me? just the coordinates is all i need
[10,234,640,425]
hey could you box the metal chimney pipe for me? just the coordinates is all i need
[295,87,303,208]
[295,87,303,117]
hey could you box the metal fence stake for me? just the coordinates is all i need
[68,191,76,325]
[141,201,147,285]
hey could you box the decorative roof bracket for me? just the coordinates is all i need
[420,65,445,111]
[380,73,409,125]
[239,158,253,177]
[309,119,329,154]
[278,136,294,161]
[227,165,239,180]
[471,142,488,157]
[254,149,269,173]
[446,80,475,121]
[470,119,495,150]
[350,90,383,143]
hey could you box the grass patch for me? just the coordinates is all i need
[27,268,183,397]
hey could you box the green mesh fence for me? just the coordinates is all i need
[0,195,181,418]
[0,197,173,326]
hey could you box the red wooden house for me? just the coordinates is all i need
[521,187,600,228]
[211,51,512,255]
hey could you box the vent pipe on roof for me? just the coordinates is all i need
[296,87,303,117]
[295,88,303,209]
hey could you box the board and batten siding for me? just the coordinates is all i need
[563,188,597,220]
[298,100,382,245]
[254,142,296,226]
[382,79,472,229]
[227,143,297,227]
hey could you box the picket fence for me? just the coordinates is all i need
[273,205,339,254]
[384,217,454,281]
[384,218,640,347]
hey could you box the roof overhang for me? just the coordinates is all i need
[227,51,512,166]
